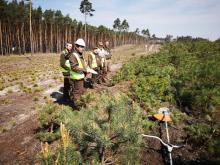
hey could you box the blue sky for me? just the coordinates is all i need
[32,0,220,41]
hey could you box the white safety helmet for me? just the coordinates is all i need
[75,38,86,47]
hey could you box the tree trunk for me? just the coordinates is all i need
[21,23,26,54]
[33,25,36,53]
[45,23,48,53]
[114,32,116,48]
[65,25,67,44]
[50,23,53,52]
[8,25,11,55]
[56,24,58,53]
[68,25,71,43]
[16,24,21,55]
[0,21,3,55]
[39,22,42,53]
[73,28,76,43]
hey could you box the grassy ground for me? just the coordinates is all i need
[0,45,146,95]
[111,44,147,64]
[0,53,62,93]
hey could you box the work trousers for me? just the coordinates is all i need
[69,79,85,103]
[63,76,70,99]
[106,59,112,72]
[91,67,101,84]
[95,66,106,83]
[101,66,107,83]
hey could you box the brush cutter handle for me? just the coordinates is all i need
[142,134,168,146]
[169,144,185,149]
[142,134,184,152]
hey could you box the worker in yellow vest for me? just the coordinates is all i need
[97,41,107,83]
[69,38,87,107]
[60,43,72,100]
[104,41,112,72]
[87,47,102,87]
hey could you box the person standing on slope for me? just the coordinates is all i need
[87,47,102,87]
[104,41,112,72]
[69,39,88,107]
[60,42,72,101]
[97,41,107,83]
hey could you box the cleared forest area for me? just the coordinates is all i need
[0,0,219,165]
[0,44,147,164]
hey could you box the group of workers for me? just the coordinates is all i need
[60,38,112,108]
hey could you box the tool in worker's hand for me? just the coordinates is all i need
[86,67,98,74]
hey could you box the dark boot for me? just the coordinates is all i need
[63,77,70,100]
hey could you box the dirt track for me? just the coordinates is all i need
[0,93,39,164]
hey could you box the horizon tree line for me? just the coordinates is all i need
[0,0,152,55]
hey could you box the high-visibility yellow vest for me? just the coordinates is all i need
[90,52,98,68]
[70,53,85,80]
[60,49,70,73]
[60,60,71,73]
